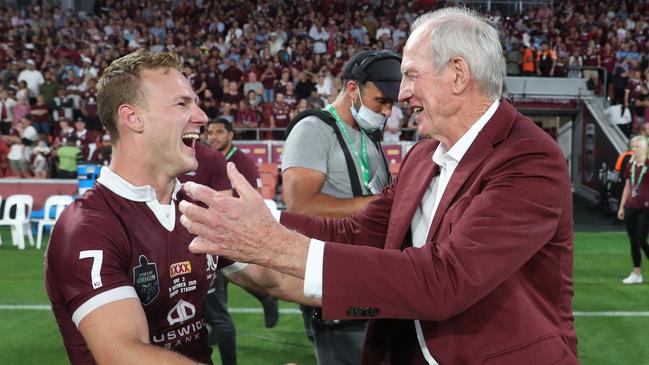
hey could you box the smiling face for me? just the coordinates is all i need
[136,68,207,177]
[398,25,458,143]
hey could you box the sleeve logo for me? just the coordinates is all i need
[132,255,160,305]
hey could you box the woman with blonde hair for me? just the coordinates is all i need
[618,135,649,284]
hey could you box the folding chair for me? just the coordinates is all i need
[34,195,75,249]
[0,194,34,250]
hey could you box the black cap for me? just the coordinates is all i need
[341,49,402,101]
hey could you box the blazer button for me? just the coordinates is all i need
[346,307,360,316]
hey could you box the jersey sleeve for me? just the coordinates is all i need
[46,204,137,328]
[281,116,334,174]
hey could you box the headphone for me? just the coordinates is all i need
[346,50,402,84]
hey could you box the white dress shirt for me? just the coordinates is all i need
[301,99,500,364]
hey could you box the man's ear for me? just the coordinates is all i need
[117,104,144,133]
[449,56,471,95]
[346,80,360,102]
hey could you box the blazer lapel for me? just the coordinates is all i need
[425,136,492,242]
[424,100,518,243]
[386,144,438,250]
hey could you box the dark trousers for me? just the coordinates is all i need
[204,275,237,365]
[204,275,278,365]
[302,306,368,365]
[624,208,649,267]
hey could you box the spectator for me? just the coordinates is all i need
[626,69,646,127]
[11,95,31,124]
[260,65,277,103]
[309,20,329,55]
[306,89,326,110]
[270,92,291,134]
[505,43,522,76]
[0,88,16,135]
[295,71,315,100]
[315,72,332,99]
[536,42,556,77]
[201,89,220,120]
[567,48,583,79]
[617,135,649,285]
[39,70,61,106]
[243,72,263,102]
[605,103,633,137]
[17,59,44,98]
[89,134,112,166]
[613,59,631,105]
[52,88,75,122]
[30,95,52,136]
[284,82,298,110]
[31,141,51,178]
[55,135,81,179]
[521,43,535,76]
[582,42,601,87]
[72,118,96,161]
[235,99,260,128]
[222,80,244,107]
[384,103,405,143]
[3,115,37,178]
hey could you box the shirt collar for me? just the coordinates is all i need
[432,99,500,168]
[96,166,181,203]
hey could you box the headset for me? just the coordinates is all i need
[346,50,402,84]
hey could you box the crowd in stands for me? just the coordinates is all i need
[0,0,648,178]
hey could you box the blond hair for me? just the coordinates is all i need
[97,49,184,143]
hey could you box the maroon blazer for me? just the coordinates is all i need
[281,100,578,365]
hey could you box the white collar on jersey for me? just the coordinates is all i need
[96,166,181,231]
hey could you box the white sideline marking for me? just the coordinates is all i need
[572,311,649,317]
[0,305,648,317]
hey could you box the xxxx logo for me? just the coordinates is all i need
[170,261,192,278]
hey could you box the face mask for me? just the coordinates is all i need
[350,88,387,132]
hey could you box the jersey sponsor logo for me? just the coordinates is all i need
[170,261,192,278]
[151,318,205,347]
[207,254,218,272]
[167,299,196,326]
[132,255,159,305]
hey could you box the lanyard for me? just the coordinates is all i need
[326,105,370,190]
[224,146,237,161]
[631,161,647,190]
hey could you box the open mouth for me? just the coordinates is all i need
[182,132,200,149]
[412,106,424,115]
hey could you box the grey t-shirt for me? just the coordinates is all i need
[281,114,390,198]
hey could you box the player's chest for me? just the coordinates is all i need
[124,222,216,308]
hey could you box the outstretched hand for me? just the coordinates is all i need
[179,163,309,277]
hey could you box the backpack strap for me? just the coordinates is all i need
[286,110,364,197]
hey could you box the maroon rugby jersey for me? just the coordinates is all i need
[227,147,260,188]
[45,166,235,365]
[178,142,231,190]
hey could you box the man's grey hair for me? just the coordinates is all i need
[411,7,505,100]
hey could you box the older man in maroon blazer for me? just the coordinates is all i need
[180,7,579,365]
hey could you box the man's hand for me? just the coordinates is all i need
[179,163,310,278]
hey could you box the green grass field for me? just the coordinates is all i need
[1,229,648,365]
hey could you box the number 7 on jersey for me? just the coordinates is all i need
[79,250,104,289]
